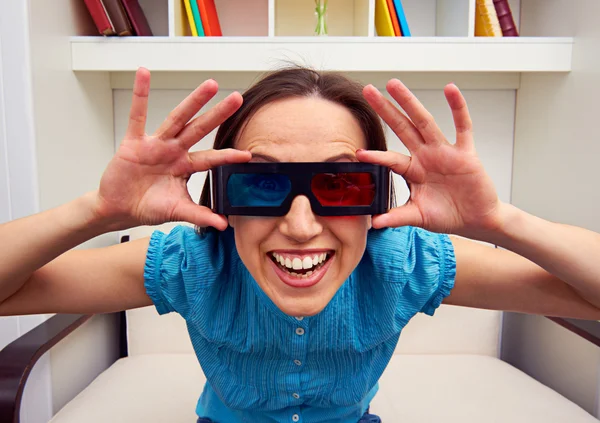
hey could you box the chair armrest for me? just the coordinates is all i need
[0,314,92,423]
[546,317,600,348]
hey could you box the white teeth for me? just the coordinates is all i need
[306,270,313,276]
[292,258,302,270]
[302,257,313,269]
[272,252,330,272]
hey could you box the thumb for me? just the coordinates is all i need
[172,201,229,231]
[372,203,423,229]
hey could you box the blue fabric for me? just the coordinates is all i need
[197,408,381,422]
[145,225,456,423]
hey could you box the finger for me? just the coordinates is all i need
[363,84,422,152]
[188,148,251,173]
[126,68,151,139]
[386,79,445,145]
[444,83,474,150]
[177,92,244,150]
[172,202,229,231]
[155,79,219,140]
[355,149,411,177]
[372,203,423,229]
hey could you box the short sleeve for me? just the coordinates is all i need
[364,226,456,322]
[144,225,230,319]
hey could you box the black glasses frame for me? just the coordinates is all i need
[209,162,391,216]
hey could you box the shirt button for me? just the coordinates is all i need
[293,393,300,399]
[292,414,300,422]
[294,359,302,366]
[296,327,305,336]
[295,316,304,321]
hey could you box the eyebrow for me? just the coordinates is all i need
[250,153,357,163]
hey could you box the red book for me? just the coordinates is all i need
[84,0,116,36]
[386,0,401,36]
[121,0,154,36]
[197,0,222,36]
[493,0,519,36]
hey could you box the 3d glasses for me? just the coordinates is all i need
[209,162,390,216]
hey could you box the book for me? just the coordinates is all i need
[84,0,116,36]
[493,0,519,36]
[386,0,401,36]
[121,0,153,36]
[475,0,502,37]
[197,0,222,36]
[190,0,206,36]
[182,0,198,36]
[103,0,133,36]
[375,0,394,36]
[392,0,411,36]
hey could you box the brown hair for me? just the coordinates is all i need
[199,66,392,229]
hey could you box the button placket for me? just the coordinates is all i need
[290,319,307,413]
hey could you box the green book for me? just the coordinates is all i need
[190,0,205,36]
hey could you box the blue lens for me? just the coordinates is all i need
[227,173,291,207]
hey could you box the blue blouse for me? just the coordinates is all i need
[144,225,456,423]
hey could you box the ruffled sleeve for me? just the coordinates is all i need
[364,226,456,324]
[143,225,230,320]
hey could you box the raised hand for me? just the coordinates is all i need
[94,68,251,231]
[358,79,501,239]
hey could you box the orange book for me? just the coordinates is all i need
[386,0,401,36]
[197,0,222,36]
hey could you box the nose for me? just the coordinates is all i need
[279,196,323,243]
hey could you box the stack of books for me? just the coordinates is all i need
[475,0,519,37]
[182,0,222,37]
[375,0,410,37]
[84,0,153,36]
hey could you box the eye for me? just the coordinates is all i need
[250,175,287,192]
[320,174,350,191]
[246,174,291,204]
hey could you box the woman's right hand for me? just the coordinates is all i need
[94,68,251,231]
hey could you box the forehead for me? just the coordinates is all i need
[235,96,367,162]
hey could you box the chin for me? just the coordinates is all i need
[274,295,330,317]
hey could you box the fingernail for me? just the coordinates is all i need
[356,149,366,153]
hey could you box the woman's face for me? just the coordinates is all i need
[229,96,371,317]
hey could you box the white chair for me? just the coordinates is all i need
[1,226,597,423]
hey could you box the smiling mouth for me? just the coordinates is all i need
[269,251,334,278]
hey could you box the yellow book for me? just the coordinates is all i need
[475,0,502,37]
[375,0,395,36]
[183,0,198,36]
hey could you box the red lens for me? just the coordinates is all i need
[311,172,375,206]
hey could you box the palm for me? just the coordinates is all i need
[360,80,501,237]
[94,69,250,231]
[404,144,499,234]
[98,136,192,226]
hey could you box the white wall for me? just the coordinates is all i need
[0,2,54,422]
[24,0,121,417]
[503,0,600,417]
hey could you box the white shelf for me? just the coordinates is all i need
[71,36,573,73]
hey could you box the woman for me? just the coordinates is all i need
[1,66,599,423]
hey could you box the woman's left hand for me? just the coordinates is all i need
[357,80,501,239]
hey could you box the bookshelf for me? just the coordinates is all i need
[69,0,573,75]
[71,36,573,73]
